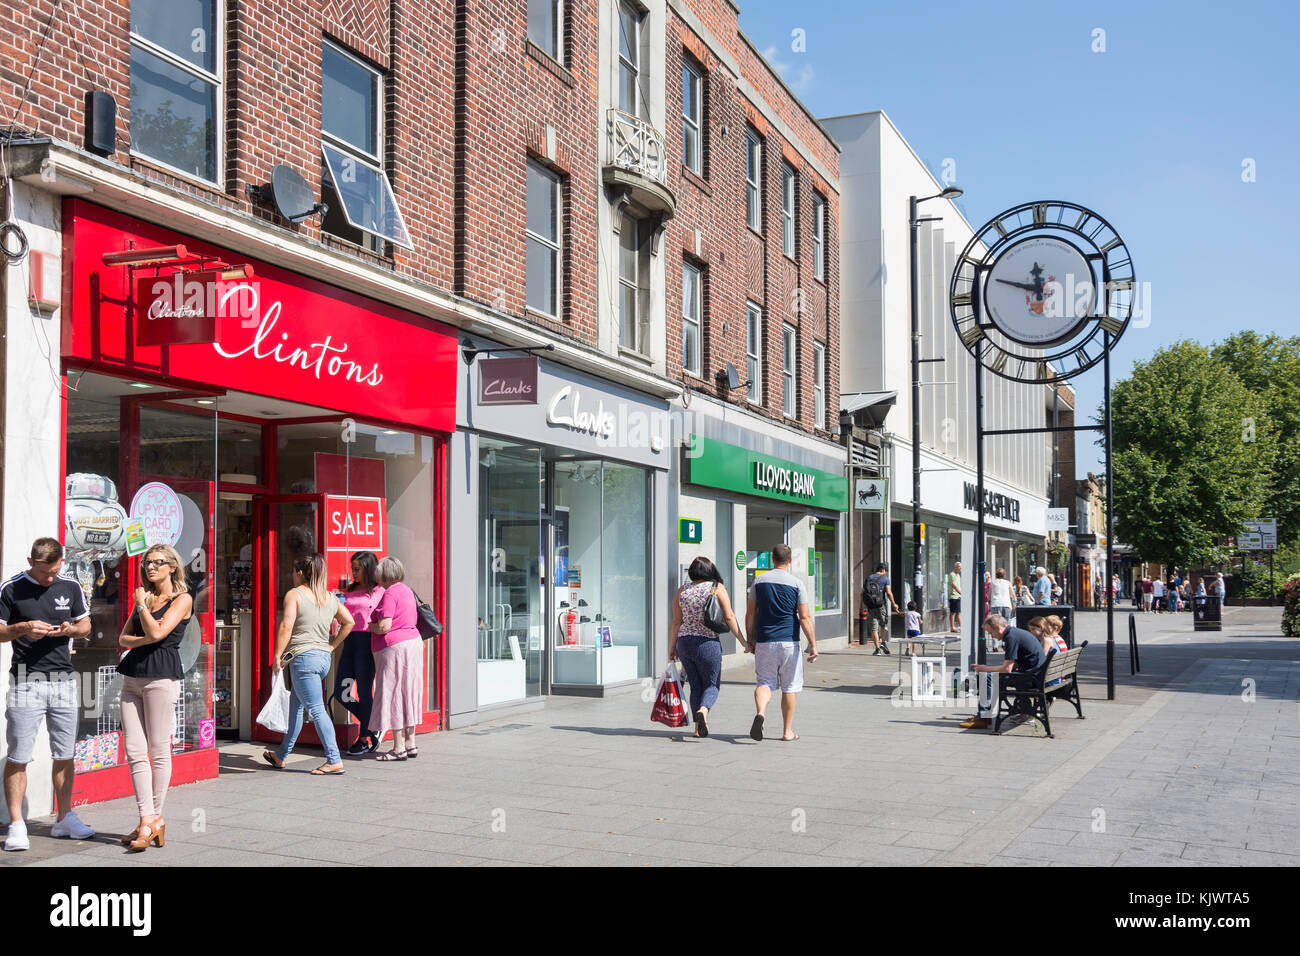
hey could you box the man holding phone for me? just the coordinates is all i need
[0,538,94,850]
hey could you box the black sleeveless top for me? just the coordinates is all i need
[117,597,189,680]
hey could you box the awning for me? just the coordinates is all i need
[840,390,897,427]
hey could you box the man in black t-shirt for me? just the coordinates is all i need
[0,538,94,850]
[959,614,1046,731]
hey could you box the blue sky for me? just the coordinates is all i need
[739,0,1300,472]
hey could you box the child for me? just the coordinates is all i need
[905,601,922,656]
[1041,615,1068,687]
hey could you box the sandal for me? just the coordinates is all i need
[262,750,285,769]
[376,749,407,761]
[310,763,346,775]
[404,747,419,759]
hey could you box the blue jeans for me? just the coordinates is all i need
[675,634,722,716]
[278,649,340,764]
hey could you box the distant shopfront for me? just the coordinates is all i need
[447,346,672,719]
[59,200,456,803]
[678,429,849,646]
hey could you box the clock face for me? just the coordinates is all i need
[984,236,1095,347]
[949,201,1135,384]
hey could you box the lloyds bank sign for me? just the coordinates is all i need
[682,434,848,510]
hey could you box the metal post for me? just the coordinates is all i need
[975,339,986,668]
[1104,338,1115,701]
[1270,551,1275,604]
[909,195,924,619]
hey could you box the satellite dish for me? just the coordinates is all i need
[246,164,328,223]
[715,361,746,392]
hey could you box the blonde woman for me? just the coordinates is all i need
[369,556,424,761]
[116,544,194,852]
[262,554,354,775]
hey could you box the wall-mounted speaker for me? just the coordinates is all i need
[84,90,116,157]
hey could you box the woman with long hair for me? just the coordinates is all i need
[332,551,386,756]
[263,554,354,774]
[369,556,424,761]
[668,556,748,738]
[116,544,194,852]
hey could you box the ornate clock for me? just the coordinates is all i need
[949,201,1135,383]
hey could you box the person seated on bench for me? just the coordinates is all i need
[958,614,1045,730]
[1029,615,1069,687]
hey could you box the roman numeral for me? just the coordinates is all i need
[1035,361,1050,381]
[951,292,972,307]
[961,326,983,347]
[991,219,1008,238]
[1099,237,1124,254]
[990,349,1009,373]
[1074,212,1091,232]
[1033,203,1048,225]
[1107,278,1133,291]
[1098,314,1124,334]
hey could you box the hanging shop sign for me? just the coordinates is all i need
[134,270,249,346]
[683,435,847,511]
[65,201,458,434]
[1045,507,1070,531]
[962,482,1021,523]
[854,477,887,512]
[129,482,185,548]
[478,357,538,406]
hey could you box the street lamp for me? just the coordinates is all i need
[909,186,963,616]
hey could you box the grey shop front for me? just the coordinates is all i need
[447,350,671,722]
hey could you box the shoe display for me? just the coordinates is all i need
[4,821,29,852]
[51,811,94,840]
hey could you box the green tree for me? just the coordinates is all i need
[1211,331,1300,541]
[1110,341,1275,568]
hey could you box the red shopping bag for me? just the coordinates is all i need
[651,666,689,728]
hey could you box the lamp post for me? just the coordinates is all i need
[909,186,963,616]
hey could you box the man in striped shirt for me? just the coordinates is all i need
[745,544,818,742]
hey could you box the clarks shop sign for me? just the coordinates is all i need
[683,435,847,511]
[478,357,537,406]
[963,482,1021,523]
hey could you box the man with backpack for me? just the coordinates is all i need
[862,563,901,656]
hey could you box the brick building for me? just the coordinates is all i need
[0,0,845,810]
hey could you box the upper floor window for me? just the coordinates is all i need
[528,0,563,63]
[618,2,644,117]
[746,302,762,403]
[320,42,412,250]
[812,191,826,281]
[619,215,648,352]
[781,162,796,258]
[682,261,702,376]
[813,341,826,429]
[129,0,220,182]
[745,129,762,232]
[782,324,797,418]
[681,58,703,175]
[526,160,562,317]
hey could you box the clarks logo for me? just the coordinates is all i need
[49,886,151,936]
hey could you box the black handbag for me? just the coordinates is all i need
[411,591,443,640]
[702,583,729,633]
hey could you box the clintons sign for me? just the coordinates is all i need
[64,200,457,433]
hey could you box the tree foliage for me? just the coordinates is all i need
[1110,341,1274,568]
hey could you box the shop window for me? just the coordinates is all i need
[128,0,220,182]
[528,0,563,63]
[681,57,703,175]
[746,301,762,404]
[682,260,702,376]
[526,160,562,317]
[813,522,839,611]
[320,41,413,251]
[745,128,762,232]
[781,162,796,258]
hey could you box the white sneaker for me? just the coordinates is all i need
[51,811,94,840]
[5,821,29,851]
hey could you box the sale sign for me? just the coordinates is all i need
[324,496,386,588]
[129,482,184,548]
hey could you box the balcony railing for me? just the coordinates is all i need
[606,108,667,186]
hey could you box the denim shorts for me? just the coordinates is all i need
[6,678,79,763]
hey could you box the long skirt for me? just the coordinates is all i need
[369,638,424,733]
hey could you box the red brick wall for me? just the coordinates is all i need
[665,0,840,439]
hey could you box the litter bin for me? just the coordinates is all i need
[1015,605,1076,648]
[1193,595,1222,632]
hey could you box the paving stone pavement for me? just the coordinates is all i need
[7,606,1297,867]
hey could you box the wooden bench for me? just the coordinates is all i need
[994,640,1089,737]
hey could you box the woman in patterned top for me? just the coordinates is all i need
[668,557,748,738]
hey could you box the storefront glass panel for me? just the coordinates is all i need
[812,521,839,611]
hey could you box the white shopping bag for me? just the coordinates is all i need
[256,670,291,734]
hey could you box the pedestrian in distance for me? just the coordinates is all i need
[904,601,922,656]
[263,554,354,775]
[0,538,94,851]
[947,561,963,633]
[668,557,748,738]
[746,544,818,742]
[989,568,1014,622]
[115,544,193,852]
[862,562,901,655]
[1152,575,1165,613]
[369,556,424,761]
[333,550,385,756]
[1142,577,1154,614]
[1012,575,1032,608]
[1032,566,1052,605]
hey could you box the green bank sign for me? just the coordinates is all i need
[683,435,848,511]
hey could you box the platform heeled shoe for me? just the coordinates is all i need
[127,820,164,852]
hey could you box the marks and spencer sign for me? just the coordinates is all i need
[683,435,847,511]
[963,482,1021,523]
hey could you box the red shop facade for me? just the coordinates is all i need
[60,200,456,804]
